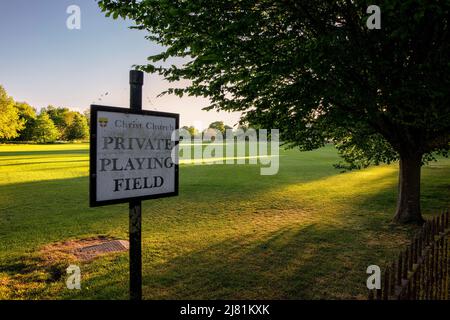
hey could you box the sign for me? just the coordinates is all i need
[90,105,179,207]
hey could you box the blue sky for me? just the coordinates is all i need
[0,0,241,129]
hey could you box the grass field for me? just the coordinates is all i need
[0,143,449,300]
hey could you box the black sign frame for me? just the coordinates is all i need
[89,104,179,207]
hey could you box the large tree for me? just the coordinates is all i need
[65,113,89,141]
[208,121,226,136]
[32,113,59,143]
[42,106,71,139]
[181,125,199,137]
[14,102,37,141]
[0,86,24,140]
[99,0,450,224]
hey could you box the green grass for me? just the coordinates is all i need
[0,143,449,300]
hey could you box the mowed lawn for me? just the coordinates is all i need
[0,143,449,300]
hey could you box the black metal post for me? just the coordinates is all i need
[129,70,143,300]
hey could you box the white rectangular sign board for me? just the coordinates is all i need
[90,105,179,207]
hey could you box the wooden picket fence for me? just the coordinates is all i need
[368,209,450,300]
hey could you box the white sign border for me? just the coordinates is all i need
[89,104,179,207]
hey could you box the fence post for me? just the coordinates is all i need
[369,209,450,300]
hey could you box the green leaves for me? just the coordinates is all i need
[0,86,24,140]
[99,0,450,165]
[31,113,59,143]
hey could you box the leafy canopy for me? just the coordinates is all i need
[181,125,199,137]
[208,121,227,135]
[32,113,59,143]
[65,113,89,141]
[14,102,37,141]
[99,0,450,167]
[0,86,24,140]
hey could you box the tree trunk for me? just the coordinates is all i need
[393,153,425,224]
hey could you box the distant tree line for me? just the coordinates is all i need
[0,85,89,143]
[181,121,241,140]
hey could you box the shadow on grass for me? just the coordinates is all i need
[1,154,449,299]
[0,159,89,167]
[0,149,88,157]
[135,225,388,299]
[0,160,343,252]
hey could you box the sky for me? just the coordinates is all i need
[0,0,242,130]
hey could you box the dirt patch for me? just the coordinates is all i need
[41,236,129,262]
[0,237,129,299]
